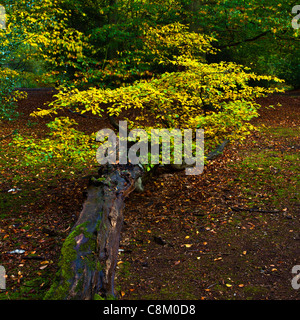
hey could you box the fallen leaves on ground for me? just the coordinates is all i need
[0,88,299,299]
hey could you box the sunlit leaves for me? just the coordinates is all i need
[31,23,285,157]
[12,117,98,166]
[0,0,93,84]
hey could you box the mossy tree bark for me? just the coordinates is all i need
[44,139,228,299]
[44,163,144,300]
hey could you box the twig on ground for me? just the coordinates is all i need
[230,207,280,213]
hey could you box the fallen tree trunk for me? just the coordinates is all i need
[45,139,229,300]
[44,163,144,300]
[167,139,230,172]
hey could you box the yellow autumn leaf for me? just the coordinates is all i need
[214,257,222,261]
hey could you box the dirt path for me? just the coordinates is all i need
[0,89,299,300]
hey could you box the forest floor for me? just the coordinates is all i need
[0,88,299,300]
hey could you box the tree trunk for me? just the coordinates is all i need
[107,0,119,59]
[44,163,144,300]
[44,139,228,299]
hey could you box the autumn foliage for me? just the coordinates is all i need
[16,23,284,166]
[0,0,295,166]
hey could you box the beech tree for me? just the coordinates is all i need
[13,23,283,299]
[22,23,283,162]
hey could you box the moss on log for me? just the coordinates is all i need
[44,163,144,300]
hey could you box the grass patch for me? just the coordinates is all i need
[0,274,52,300]
[229,126,299,208]
[260,126,300,138]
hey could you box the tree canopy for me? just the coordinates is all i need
[1,0,298,168]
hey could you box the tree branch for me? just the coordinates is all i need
[205,139,229,160]
[167,139,230,172]
[217,31,271,49]
[0,130,17,142]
